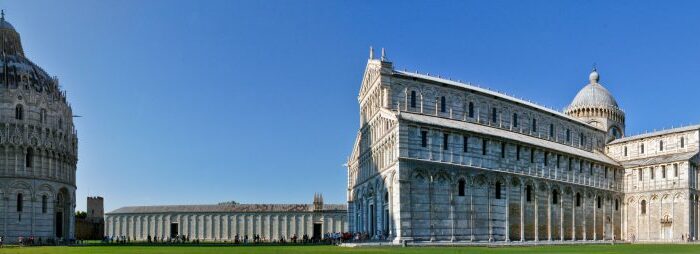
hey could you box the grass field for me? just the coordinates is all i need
[0,244,699,254]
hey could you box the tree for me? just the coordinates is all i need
[75,210,87,219]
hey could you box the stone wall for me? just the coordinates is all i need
[105,211,348,241]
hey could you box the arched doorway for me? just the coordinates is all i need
[55,188,70,239]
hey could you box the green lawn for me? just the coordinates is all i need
[0,244,699,254]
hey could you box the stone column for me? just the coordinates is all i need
[520,182,524,242]
[612,198,615,241]
[572,194,576,241]
[560,192,564,241]
[488,181,493,242]
[594,195,598,241]
[547,189,552,241]
[578,194,583,240]
[505,181,510,242]
[534,186,539,242]
[450,192,456,242]
[470,182,475,241]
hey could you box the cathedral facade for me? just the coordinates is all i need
[0,14,78,243]
[347,49,698,243]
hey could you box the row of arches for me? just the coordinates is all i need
[13,104,65,130]
[350,167,623,242]
[0,180,73,240]
[565,106,624,124]
[625,193,696,241]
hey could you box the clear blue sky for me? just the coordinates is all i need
[3,1,700,212]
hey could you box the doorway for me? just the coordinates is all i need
[313,223,322,240]
[370,204,375,236]
[170,223,179,238]
[55,212,63,238]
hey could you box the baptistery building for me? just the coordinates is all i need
[0,13,78,242]
[347,48,699,243]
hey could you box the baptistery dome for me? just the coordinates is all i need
[0,12,78,243]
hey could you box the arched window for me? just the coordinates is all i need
[641,200,647,214]
[659,140,664,151]
[597,196,601,208]
[576,193,581,207]
[15,104,23,120]
[681,137,685,148]
[552,190,559,204]
[463,135,469,152]
[512,113,518,127]
[458,179,466,196]
[468,102,474,118]
[42,195,47,213]
[40,108,46,123]
[16,193,23,212]
[650,167,655,180]
[526,185,532,202]
[410,91,417,108]
[440,96,446,113]
[662,165,666,178]
[674,164,679,177]
[615,199,619,211]
[384,191,389,202]
[495,181,502,199]
[624,146,628,157]
[638,169,643,181]
[443,133,449,150]
[500,142,506,158]
[640,144,645,154]
[25,148,33,168]
[491,107,497,123]
[532,118,537,132]
[482,139,488,155]
[549,124,555,138]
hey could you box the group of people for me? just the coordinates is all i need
[102,232,357,245]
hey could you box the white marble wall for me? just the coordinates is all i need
[105,211,348,241]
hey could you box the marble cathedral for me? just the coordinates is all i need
[347,48,700,243]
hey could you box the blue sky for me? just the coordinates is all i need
[3,1,700,212]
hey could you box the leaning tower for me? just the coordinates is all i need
[0,12,78,242]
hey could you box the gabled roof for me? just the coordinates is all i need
[609,125,700,145]
[393,70,600,132]
[107,203,347,215]
[619,151,697,168]
[398,112,619,165]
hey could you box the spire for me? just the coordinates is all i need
[381,48,387,61]
[369,46,374,60]
[1,10,4,21]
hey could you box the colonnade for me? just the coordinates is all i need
[106,212,348,241]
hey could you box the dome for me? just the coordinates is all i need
[568,69,618,109]
[0,19,14,31]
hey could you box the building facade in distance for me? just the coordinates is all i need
[105,194,348,241]
[76,197,104,240]
[0,13,78,242]
[347,48,699,243]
